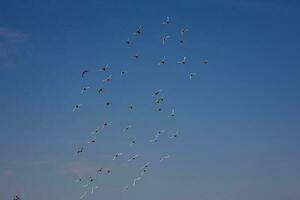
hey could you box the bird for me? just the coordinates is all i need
[128,154,139,162]
[121,70,128,76]
[97,87,105,94]
[122,185,130,192]
[180,27,189,35]
[81,69,88,78]
[98,64,109,72]
[170,108,175,117]
[128,104,134,111]
[125,37,130,45]
[87,136,97,144]
[102,122,112,129]
[102,74,112,82]
[133,25,143,35]
[129,137,137,146]
[162,16,170,25]
[140,162,150,170]
[170,130,179,139]
[140,162,150,175]
[105,101,111,107]
[177,56,187,64]
[158,56,166,65]
[132,176,142,187]
[75,176,84,183]
[79,191,88,200]
[123,125,132,132]
[156,107,162,112]
[133,52,139,59]
[83,176,95,187]
[160,155,171,162]
[152,89,163,97]
[162,35,170,45]
[150,133,160,143]
[97,168,103,174]
[112,152,123,160]
[73,104,82,112]
[76,146,84,154]
[90,185,99,194]
[154,97,164,104]
[81,86,90,94]
[13,195,21,200]
[201,59,208,64]
[189,73,196,80]
[92,126,100,135]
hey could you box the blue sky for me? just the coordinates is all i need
[0,0,300,199]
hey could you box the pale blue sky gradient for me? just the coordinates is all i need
[0,0,300,200]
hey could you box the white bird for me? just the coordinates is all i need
[128,154,139,162]
[102,122,112,129]
[158,129,166,135]
[73,104,82,112]
[170,130,179,139]
[189,73,196,80]
[121,70,128,76]
[90,185,99,194]
[154,97,164,104]
[152,89,163,97]
[102,74,112,82]
[150,130,164,143]
[162,16,170,25]
[201,59,208,64]
[81,86,90,94]
[133,52,139,59]
[177,56,187,64]
[150,134,160,143]
[180,27,189,35]
[88,136,97,144]
[128,104,134,111]
[133,25,143,35]
[81,69,88,78]
[13,195,21,200]
[98,64,109,72]
[158,56,166,65]
[75,176,84,183]
[83,176,95,187]
[162,35,170,45]
[122,185,129,192]
[76,146,84,154]
[140,162,150,175]
[129,137,137,146]
[160,155,171,162]
[132,177,142,187]
[123,125,132,132]
[105,101,111,107]
[170,108,175,117]
[140,162,150,170]
[112,152,123,161]
[97,87,105,93]
[122,185,130,192]
[125,37,130,45]
[97,167,103,174]
[79,191,88,199]
[91,126,100,135]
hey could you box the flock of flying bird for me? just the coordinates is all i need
[70,16,208,200]
[12,16,209,200]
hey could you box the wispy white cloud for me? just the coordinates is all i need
[0,27,29,67]
[2,169,14,176]
[0,27,28,43]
